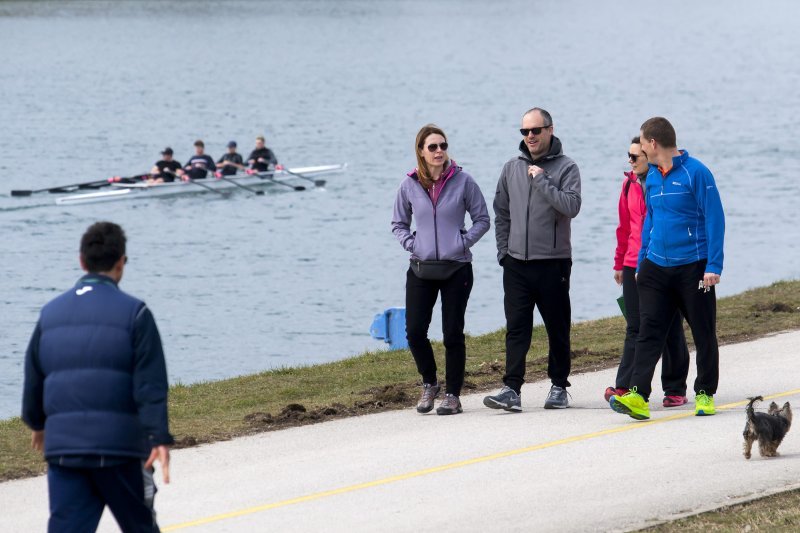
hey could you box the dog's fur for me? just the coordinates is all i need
[743,396,792,459]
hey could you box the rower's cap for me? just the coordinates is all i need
[227,140,237,148]
[161,147,173,155]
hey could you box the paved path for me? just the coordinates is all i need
[2,331,799,532]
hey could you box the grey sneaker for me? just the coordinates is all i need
[544,385,570,409]
[416,383,441,413]
[436,394,463,415]
[483,386,522,412]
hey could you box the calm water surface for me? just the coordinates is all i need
[1,0,799,418]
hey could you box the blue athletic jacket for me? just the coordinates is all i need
[22,274,173,460]
[637,150,725,274]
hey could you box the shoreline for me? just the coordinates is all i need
[1,279,798,483]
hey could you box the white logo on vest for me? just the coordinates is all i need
[75,286,93,296]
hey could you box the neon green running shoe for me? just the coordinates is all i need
[695,391,715,416]
[610,387,650,420]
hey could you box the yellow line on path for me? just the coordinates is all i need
[163,388,800,531]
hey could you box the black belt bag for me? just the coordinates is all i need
[410,260,467,280]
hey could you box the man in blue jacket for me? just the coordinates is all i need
[22,221,173,532]
[610,117,725,421]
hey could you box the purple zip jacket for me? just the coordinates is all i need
[392,160,490,262]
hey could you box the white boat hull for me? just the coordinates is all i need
[54,164,346,206]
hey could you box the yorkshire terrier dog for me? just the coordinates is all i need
[743,396,792,459]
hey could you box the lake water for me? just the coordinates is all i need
[1,0,799,419]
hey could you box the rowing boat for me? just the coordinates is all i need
[53,164,346,206]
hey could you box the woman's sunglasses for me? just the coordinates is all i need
[628,153,641,161]
[425,142,448,152]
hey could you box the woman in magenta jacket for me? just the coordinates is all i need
[607,137,690,407]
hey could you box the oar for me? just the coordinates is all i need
[12,178,115,197]
[10,172,152,197]
[186,179,230,197]
[214,172,264,196]
[246,170,306,191]
[164,169,229,198]
[279,166,326,187]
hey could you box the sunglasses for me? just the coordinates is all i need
[628,153,642,162]
[520,126,550,137]
[425,142,448,152]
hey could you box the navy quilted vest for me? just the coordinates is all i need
[38,275,149,459]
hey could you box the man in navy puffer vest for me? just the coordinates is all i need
[22,221,173,533]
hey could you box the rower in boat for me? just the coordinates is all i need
[148,147,183,183]
[216,141,245,176]
[183,140,216,180]
[247,136,278,173]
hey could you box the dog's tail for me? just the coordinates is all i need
[746,396,763,423]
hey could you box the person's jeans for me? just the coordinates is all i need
[48,459,160,533]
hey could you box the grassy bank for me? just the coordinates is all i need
[641,487,800,531]
[2,280,798,490]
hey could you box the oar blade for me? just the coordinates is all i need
[10,190,33,197]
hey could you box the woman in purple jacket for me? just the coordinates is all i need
[392,124,490,415]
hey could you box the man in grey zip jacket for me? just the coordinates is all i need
[484,107,582,412]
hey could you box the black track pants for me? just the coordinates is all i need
[631,259,719,400]
[502,257,572,394]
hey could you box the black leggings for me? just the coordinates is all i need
[405,264,473,396]
[616,266,690,395]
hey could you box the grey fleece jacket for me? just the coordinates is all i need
[493,136,581,262]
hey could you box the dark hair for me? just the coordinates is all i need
[631,136,640,144]
[194,139,204,148]
[640,117,677,148]
[415,124,448,190]
[523,107,553,127]
[80,222,126,272]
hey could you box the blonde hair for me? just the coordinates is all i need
[414,124,447,190]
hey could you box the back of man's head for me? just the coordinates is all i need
[640,117,677,148]
[80,222,126,273]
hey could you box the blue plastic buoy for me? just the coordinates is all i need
[369,307,408,350]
